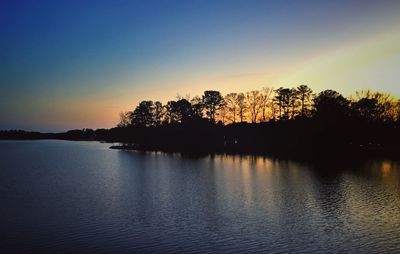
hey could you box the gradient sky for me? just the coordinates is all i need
[1,0,399,131]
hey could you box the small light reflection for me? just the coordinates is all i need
[381,161,392,177]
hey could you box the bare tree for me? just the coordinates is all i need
[218,103,228,125]
[176,93,191,101]
[117,111,131,127]
[260,87,273,122]
[224,93,239,123]
[246,90,262,123]
[237,93,247,122]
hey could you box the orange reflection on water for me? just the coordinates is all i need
[381,161,392,177]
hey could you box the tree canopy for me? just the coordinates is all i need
[119,86,400,127]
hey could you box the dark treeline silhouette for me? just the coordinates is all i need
[1,86,400,160]
[0,129,109,141]
[106,87,400,159]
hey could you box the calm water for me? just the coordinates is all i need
[0,140,399,253]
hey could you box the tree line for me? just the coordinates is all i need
[2,85,399,160]
[118,86,400,127]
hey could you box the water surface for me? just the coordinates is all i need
[0,140,399,253]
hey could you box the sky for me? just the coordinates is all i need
[1,0,399,132]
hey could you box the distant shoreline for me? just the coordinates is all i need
[2,116,400,163]
[1,134,399,163]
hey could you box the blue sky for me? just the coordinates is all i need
[1,0,399,131]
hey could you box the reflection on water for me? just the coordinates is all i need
[380,160,393,177]
[0,140,399,253]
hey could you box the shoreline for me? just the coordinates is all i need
[1,137,399,162]
[108,143,400,163]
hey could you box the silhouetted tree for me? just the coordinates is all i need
[219,103,228,124]
[246,90,262,123]
[177,99,194,122]
[351,98,383,122]
[166,99,194,123]
[202,90,224,123]
[353,90,398,122]
[117,111,131,127]
[313,90,350,120]
[225,93,239,123]
[393,100,400,122]
[131,101,156,126]
[275,87,296,119]
[154,101,164,126]
[237,93,247,122]
[289,89,298,119]
[176,93,191,101]
[270,98,279,121]
[190,96,204,118]
[165,101,177,123]
[296,85,313,117]
[260,87,273,122]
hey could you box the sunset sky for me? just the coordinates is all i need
[1,0,399,131]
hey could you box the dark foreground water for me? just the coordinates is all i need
[0,140,399,253]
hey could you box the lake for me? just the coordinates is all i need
[0,140,399,253]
